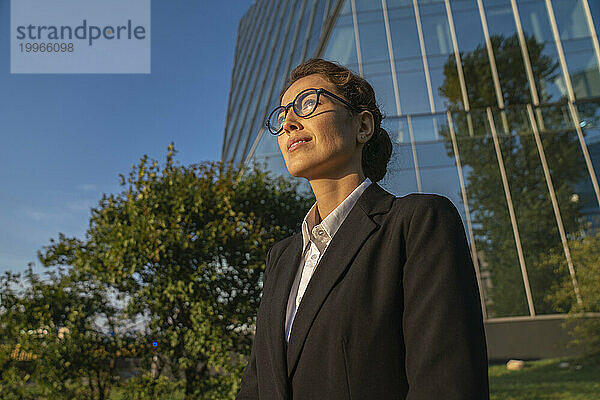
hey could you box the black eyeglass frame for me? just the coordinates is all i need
[266,88,363,135]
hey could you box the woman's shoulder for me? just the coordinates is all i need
[269,232,301,257]
[392,193,458,214]
[389,193,462,227]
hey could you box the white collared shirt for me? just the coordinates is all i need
[285,178,372,342]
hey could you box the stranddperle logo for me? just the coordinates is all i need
[11,0,150,74]
[15,20,147,46]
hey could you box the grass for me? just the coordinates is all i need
[489,356,600,399]
[109,388,185,400]
[108,357,599,399]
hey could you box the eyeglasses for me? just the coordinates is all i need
[266,88,362,135]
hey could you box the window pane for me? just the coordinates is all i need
[363,69,398,118]
[420,1,454,56]
[419,2,456,111]
[306,0,327,58]
[410,113,442,142]
[381,145,420,195]
[356,0,383,13]
[483,1,534,106]
[387,2,422,58]
[322,22,358,66]
[396,58,430,114]
[356,14,389,64]
[563,38,600,98]
[384,115,410,144]
[553,0,600,99]
[416,141,464,212]
[573,100,600,231]
[553,0,593,40]
[517,0,565,102]
[448,1,498,108]
[452,112,530,317]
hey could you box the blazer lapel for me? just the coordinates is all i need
[285,183,395,377]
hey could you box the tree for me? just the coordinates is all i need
[44,144,311,398]
[0,263,128,400]
[439,34,586,316]
[539,233,600,357]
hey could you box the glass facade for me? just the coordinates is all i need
[223,0,600,319]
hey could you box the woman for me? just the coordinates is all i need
[237,59,489,400]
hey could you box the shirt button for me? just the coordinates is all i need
[317,229,325,236]
[311,254,317,260]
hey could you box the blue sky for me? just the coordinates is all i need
[0,0,254,274]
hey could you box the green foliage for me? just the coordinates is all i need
[0,343,37,400]
[1,145,310,399]
[0,265,127,400]
[40,144,311,398]
[119,373,184,400]
[539,234,600,356]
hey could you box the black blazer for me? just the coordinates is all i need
[237,182,489,400]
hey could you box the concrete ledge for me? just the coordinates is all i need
[484,314,598,361]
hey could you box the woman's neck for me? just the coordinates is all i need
[308,172,365,221]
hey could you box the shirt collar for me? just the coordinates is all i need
[301,178,372,250]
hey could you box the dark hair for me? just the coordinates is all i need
[281,58,392,182]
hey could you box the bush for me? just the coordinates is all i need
[542,233,600,357]
[119,373,184,400]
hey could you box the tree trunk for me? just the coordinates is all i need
[184,363,207,399]
[96,370,105,400]
[185,366,196,399]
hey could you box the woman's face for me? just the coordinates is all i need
[277,74,366,181]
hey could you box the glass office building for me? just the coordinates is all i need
[223,0,600,320]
